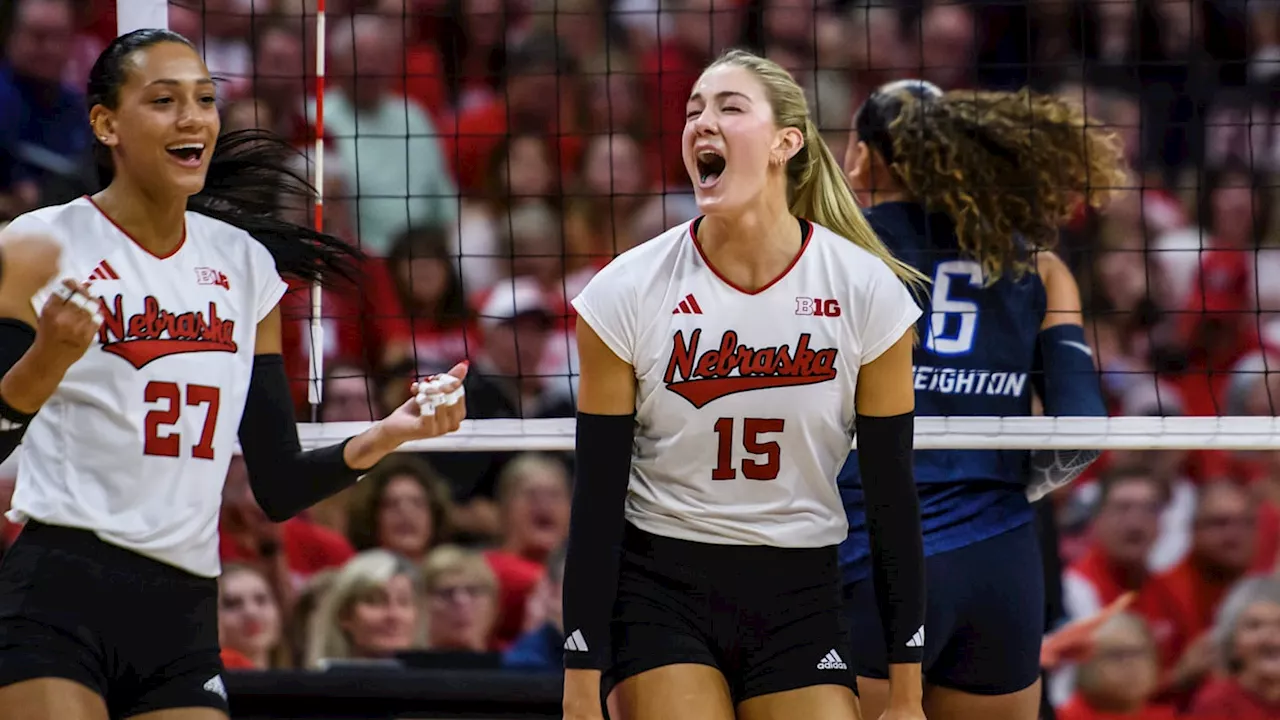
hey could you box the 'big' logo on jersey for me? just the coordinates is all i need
[98,295,238,369]
[663,329,838,408]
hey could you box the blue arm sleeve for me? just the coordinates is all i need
[1026,324,1107,502]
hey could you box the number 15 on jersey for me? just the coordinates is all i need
[712,417,785,481]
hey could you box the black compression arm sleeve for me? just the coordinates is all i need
[0,319,37,462]
[856,411,926,664]
[237,354,363,522]
[561,412,635,670]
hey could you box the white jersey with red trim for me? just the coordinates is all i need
[4,197,287,577]
[571,218,921,548]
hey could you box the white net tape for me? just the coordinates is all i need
[294,416,1280,453]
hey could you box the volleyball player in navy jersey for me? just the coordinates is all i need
[837,80,1127,720]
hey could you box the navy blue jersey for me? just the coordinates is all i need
[839,202,1045,585]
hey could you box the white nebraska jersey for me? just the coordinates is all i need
[4,197,287,577]
[572,219,921,548]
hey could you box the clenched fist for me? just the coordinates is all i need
[34,280,102,369]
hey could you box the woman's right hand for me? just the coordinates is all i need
[33,280,102,368]
[562,669,606,720]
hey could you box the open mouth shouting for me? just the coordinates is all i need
[696,149,726,189]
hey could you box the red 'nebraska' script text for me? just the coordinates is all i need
[99,295,238,369]
[663,329,838,408]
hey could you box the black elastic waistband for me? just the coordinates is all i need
[19,520,215,590]
[622,522,837,578]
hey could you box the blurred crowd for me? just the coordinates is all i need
[2,0,1280,718]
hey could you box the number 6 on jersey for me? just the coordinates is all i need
[143,381,221,459]
[712,417,785,481]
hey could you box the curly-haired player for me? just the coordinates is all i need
[838,80,1128,720]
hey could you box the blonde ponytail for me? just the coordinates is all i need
[708,50,928,293]
[790,118,928,291]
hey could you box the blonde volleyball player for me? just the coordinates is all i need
[0,30,465,720]
[561,50,928,720]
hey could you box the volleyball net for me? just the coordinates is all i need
[100,0,1280,458]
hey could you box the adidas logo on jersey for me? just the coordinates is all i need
[85,259,119,288]
[816,650,847,670]
[563,629,589,652]
[906,626,925,648]
[671,293,703,315]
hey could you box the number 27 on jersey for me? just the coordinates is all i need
[143,381,221,460]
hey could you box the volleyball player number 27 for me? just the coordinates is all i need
[713,417,785,481]
[143,381,220,459]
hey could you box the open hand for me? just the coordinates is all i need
[1041,592,1135,669]
[376,361,468,447]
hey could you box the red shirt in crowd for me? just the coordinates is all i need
[444,99,583,196]
[279,257,406,416]
[1154,557,1239,645]
[1067,546,1187,669]
[1056,696,1178,720]
[1188,677,1280,720]
[219,517,355,583]
[220,647,257,670]
[640,43,705,190]
[483,549,544,650]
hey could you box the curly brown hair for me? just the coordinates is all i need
[346,454,454,556]
[869,87,1129,281]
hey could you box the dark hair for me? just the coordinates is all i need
[386,225,468,327]
[346,454,454,554]
[855,82,1129,281]
[87,29,361,286]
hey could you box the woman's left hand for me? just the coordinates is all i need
[377,361,469,446]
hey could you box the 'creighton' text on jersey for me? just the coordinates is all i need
[4,197,287,578]
[573,217,921,549]
[838,202,1045,585]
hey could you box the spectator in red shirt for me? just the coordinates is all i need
[219,456,356,602]
[382,224,475,378]
[346,454,454,563]
[1057,612,1179,720]
[446,32,583,196]
[484,453,571,647]
[1189,577,1280,719]
[640,0,743,189]
[1157,483,1259,646]
[1063,468,1186,671]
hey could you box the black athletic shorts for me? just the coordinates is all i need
[605,523,857,704]
[844,521,1044,696]
[0,521,228,718]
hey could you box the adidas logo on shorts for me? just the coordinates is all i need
[816,650,848,670]
[203,674,227,700]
